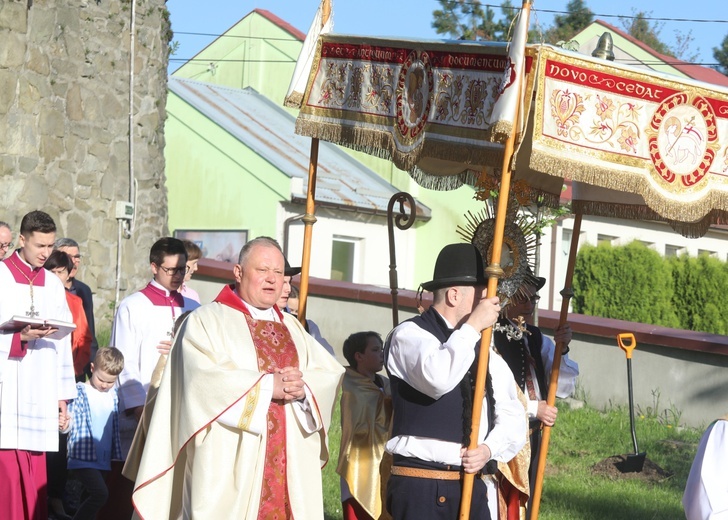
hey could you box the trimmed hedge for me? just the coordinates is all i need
[572,241,706,330]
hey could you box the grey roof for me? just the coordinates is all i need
[168,77,430,220]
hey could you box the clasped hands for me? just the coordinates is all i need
[272,366,306,401]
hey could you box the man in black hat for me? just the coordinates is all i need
[493,274,578,503]
[384,243,527,520]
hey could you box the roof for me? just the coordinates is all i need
[252,9,306,41]
[168,77,431,220]
[586,20,728,88]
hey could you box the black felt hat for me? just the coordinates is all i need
[421,243,488,292]
[284,258,301,277]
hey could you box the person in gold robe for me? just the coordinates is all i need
[131,237,344,519]
[337,331,393,520]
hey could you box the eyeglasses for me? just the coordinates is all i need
[156,265,189,276]
[0,242,12,250]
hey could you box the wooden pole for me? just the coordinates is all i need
[528,211,583,520]
[458,8,531,518]
[298,137,319,325]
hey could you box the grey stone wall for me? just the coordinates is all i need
[0,0,170,331]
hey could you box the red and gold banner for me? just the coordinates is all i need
[530,46,728,229]
[294,34,561,199]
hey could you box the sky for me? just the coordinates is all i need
[167,0,727,73]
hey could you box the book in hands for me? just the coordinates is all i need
[0,316,76,340]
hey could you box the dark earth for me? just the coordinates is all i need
[591,455,673,483]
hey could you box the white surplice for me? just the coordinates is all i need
[0,252,76,451]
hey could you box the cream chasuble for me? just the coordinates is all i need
[131,285,344,520]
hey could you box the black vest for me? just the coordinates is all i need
[385,307,495,448]
[493,318,547,397]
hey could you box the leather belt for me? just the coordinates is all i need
[391,465,462,480]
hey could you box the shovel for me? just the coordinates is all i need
[616,333,646,472]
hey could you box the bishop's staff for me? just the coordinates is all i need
[283,0,333,324]
[459,1,532,517]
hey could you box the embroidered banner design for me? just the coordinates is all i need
[294,35,560,198]
[530,46,728,227]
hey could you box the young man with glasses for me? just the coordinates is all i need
[493,273,579,507]
[0,221,12,259]
[107,237,200,518]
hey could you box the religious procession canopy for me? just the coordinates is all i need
[294,35,728,237]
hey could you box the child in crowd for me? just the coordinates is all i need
[44,250,93,520]
[337,332,393,520]
[67,347,125,520]
[180,239,202,303]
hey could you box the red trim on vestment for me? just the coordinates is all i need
[139,282,184,308]
[8,333,26,358]
[213,284,284,321]
[3,251,46,286]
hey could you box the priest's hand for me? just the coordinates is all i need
[20,325,58,341]
[460,443,492,474]
[273,367,305,401]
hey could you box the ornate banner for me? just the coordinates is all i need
[295,34,563,200]
[530,46,728,228]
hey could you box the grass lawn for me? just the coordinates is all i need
[323,398,705,520]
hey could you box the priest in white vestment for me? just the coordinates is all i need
[0,211,76,520]
[683,415,728,520]
[132,236,344,519]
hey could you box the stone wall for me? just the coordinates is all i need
[0,0,170,331]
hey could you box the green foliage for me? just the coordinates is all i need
[669,253,728,335]
[538,402,703,520]
[714,33,728,76]
[431,0,512,41]
[573,241,679,328]
[619,10,673,57]
[544,0,594,45]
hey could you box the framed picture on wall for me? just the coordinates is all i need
[173,230,248,263]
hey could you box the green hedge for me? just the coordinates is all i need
[571,241,728,332]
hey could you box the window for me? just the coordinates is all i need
[331,237,358,282]
[597,234,617,245]
[698,249,717,258]
[665,245,685,257]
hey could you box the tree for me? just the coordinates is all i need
[714,34,728,75]
[620,10,673,57]
[544,0,593,45]
[431,0,519,42]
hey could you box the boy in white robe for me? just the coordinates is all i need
[104,237,199,519]
[0,210,76,520]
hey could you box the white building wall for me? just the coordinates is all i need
[279,205,418,290]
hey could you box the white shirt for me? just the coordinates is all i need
[385,313,527,466]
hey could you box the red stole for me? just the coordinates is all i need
[214,285,297,520]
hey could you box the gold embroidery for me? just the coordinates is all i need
[238,383,260,431]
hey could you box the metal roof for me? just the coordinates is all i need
[168,77,431,220]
